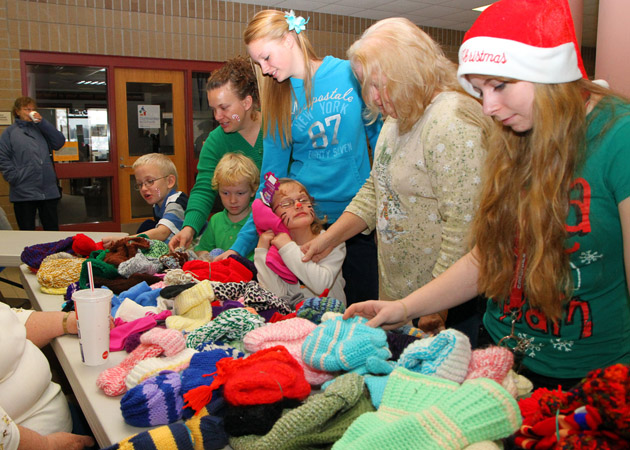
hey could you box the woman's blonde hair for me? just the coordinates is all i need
[244,9,319,147]
[474,78,620,320]
[212,152,260,192]
[347,17,463,134]
[273,178,327,234]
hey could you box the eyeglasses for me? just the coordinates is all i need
[134,176,168,191]
[273,197,312,210]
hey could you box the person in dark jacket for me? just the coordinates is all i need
[0,97,65,230]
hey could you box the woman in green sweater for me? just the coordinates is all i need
[169,56,263,251]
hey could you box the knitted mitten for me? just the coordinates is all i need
[121,371,184,426]
[125,348,197,390]
[396,328,472,383]
[97,327,185,396]
[335,376,520,450]
[165,280,214,332]
[302,315,393,375]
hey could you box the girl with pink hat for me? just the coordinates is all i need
[344,0,630,390]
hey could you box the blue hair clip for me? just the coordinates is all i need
[284,10,309,34]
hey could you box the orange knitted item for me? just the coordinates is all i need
[183,346,310,414]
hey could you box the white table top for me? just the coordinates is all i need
[0,230,128,267]
[19,264,149,447]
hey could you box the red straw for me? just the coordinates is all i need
[87,261,95,291]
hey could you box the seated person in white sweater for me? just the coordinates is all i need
[0,303,94,450]
[254,178,346,303]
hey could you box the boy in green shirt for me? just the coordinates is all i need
[195,153,258,261]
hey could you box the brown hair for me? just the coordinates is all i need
[12,96,36,118]
[244,9,319,148]
[206,56,260,120]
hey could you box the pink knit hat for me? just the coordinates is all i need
[465,346,514,384]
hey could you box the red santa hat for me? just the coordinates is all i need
[457,0,587,98]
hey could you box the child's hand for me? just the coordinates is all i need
[271,232,291,249]
[196,250,212,261]
[257,230,275,249]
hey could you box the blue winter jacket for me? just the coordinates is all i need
[0,118,65,202]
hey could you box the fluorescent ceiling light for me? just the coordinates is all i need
[473,4,493,12]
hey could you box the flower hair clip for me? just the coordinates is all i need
[284,10,309,34]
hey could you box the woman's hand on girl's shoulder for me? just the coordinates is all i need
[301,233,333,263]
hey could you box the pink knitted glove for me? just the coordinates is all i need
[96,327,185,396]
[252,198,298,284]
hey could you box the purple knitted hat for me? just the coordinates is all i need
[21,236,74,269]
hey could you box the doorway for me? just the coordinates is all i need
[114,68,187,231]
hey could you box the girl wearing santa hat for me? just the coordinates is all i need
[344,0,630,390]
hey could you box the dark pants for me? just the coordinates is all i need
[13,198,59,230]
[342,230,379,305]
[446,295,486,349]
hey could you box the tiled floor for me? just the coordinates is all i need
[0,266,31,309]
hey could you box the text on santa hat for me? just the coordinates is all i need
[461,49,507,64]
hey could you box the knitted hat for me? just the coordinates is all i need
[79,257,119,289]
[104,236,152,267]
[301,316,393,376]
[465,346,514,384]
[183,346,311,414]
[126,348,197,390]
[97,327,186,396]
[396,328,472,383]
[118,252,163,278]
[165,280,214,332]
[180,348,240,419]
[37,253,86,294]
[121,371,184,427]
[336,368,521,449]
[98,273,161,294]
[211,281,292,314]
[243,318,333,386]
[160,282,196,299]
[182,258,253,283]
[21,236,74,269]
[185,308,265,349]
[72,233,104,256]
[228,374,373,449]
[457,0,587,98]
[297,297,345,324]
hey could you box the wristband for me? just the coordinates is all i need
[397,300,409,322]
[62,311,72,335]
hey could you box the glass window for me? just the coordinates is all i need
[191,71,218,159]
[58,177,112,225]
[26,65,110,163]
[126,82,174,156]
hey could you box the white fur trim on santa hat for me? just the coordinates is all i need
[458,36,583,98]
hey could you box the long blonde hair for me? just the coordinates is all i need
[244,10,319,147]
[474,78,618,320]
[347,17,464,134]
